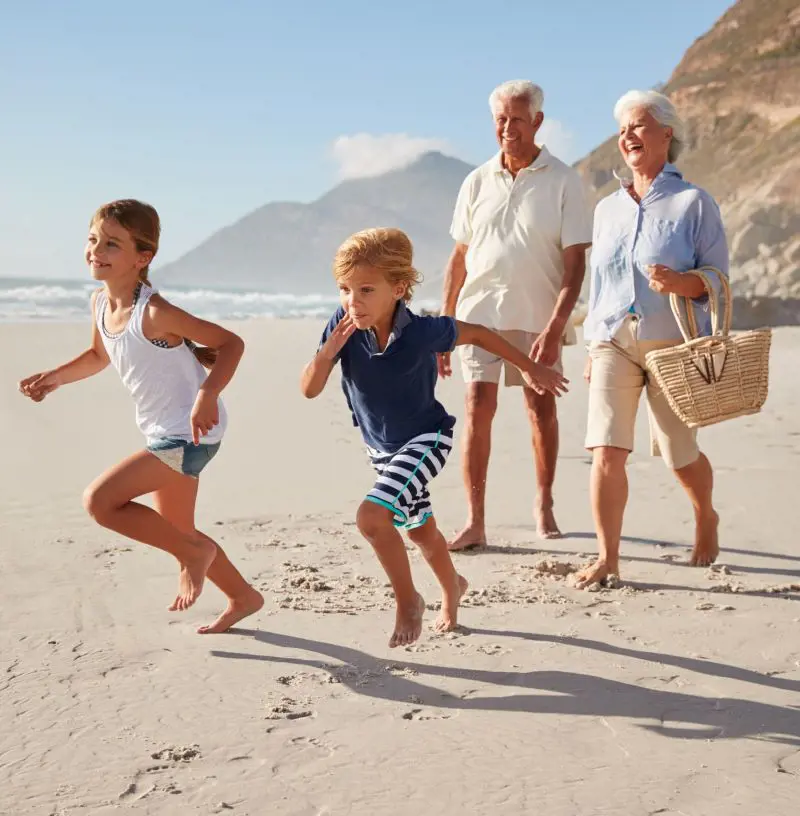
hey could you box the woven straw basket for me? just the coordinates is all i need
[644,267,771,429]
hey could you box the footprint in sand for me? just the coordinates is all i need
[402,707,452,721]
[266,695,315,720]
[150,745,201,762]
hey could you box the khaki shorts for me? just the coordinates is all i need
[585,315,699,470]
[459,329,563,387]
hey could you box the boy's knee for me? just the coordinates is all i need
[356,501,394,540]
[406,519,436,548]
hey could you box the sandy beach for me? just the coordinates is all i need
[2,319,799,816]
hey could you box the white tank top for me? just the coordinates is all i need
[95,284,227,445]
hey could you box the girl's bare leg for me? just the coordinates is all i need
[83,450,217,609]
[356,500,424,648]
[152,479,264,633]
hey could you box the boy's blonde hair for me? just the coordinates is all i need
[333,228,421,302]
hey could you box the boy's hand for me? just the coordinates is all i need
[522,360,569,397]
[190,389,220,445]
[437,352,452,378]
[19,371,60,402]
[319,315,356,361]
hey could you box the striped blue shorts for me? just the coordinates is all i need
[365,431,453,530]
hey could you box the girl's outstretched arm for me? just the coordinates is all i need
[454,320,569,397]
[18,290,110,402]
[146,295,245,443]
[301,315,355,399]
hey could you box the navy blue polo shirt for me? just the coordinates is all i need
[319,302,458,453]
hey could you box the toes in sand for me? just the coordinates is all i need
[434,574,469,633]
[197,587,265,635]
[573,560,620,591]
[448,525,487,553]
[690,510,720,567]
[177,539,217,610]
[536,503,562,540]
[389,593,425,648]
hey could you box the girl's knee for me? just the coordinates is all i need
[82,484,114,525]
[356,500,394,540]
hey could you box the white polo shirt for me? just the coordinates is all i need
[450,146,592,334]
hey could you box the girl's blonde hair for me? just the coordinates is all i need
[90,199,216,368]
[333,228,421,302]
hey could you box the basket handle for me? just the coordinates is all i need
[668,266,730,341]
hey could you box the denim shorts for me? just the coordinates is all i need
[146,436,221,478]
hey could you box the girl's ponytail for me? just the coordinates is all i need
[184,340,218,369]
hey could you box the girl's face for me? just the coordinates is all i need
[337,263,407,330]
[85,218,152,283]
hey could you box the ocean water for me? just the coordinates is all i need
[0,277,346,322]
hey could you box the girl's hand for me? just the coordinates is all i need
[522,361,569,397]
[583,356,592,383]
[19,371,60,402]
[190,389,220,444]
[319,315,356,361]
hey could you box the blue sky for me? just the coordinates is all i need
[1,0,732,279]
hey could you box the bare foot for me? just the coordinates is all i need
[197,587,265,634]
[574,559,620,590]
[168,539,217,611]
[389,593,425,648]
[448,523,487,552]
[434,574,469,633]
[536,497,561,540]
[690,510,720,567]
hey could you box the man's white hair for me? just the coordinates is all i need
[489,80,544,121]
[613,89,686,163]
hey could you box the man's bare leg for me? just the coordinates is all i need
[408,517,468,631]
[356,501,425,648]
[674,452,719,567]
[575,446,628,589]
[523,387,561,539]
[449,382,498,552]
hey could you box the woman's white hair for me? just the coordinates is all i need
[489,80,544,121]
[613,89,686,163]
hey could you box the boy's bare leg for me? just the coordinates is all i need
[83,451,216,608]
[152,483,264,633]
[356,501,424,648]
[408,516,468,632]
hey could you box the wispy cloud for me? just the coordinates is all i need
[331,133,455,179]
[538,119,579,164]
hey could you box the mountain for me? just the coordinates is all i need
[157,152,475,301]
[576,0,800,327]
[161,0,799,326]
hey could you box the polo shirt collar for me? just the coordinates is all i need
[367,301,411,355]
[493,145,551,174]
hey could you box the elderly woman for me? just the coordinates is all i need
[577,89,728,589]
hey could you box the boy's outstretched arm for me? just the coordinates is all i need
[301,314,355,399]
[18,290,110,402]
[454,320,569,397]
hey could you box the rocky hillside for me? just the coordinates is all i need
[576,0,800,328]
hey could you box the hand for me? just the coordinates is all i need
[437,351,452,378]
[319,314,356,361]
[583,356,592,383]
[190,389,220,445]
[522,360,569,397]
[19,370,60,402]
[647,264,682,295]
[529,327,562,368]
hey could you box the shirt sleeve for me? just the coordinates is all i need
[317,305,347,362]
[449,173,475,245]
[692,192,730,310]
[560,170,594,249]
[417,315,458,353]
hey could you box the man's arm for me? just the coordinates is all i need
[438,243,468,377]
[532,243,590,366]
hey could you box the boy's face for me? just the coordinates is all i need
[337,264,407,330]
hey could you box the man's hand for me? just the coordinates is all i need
[583,356,592,383]
[319,315,356,361]
[437,352,452,378]
[529,327,562,368]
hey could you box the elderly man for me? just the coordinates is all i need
[440,79,592,550]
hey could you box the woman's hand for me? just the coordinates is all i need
[647,265,708,299]
[19,370,61,402]
[190,388,220,444]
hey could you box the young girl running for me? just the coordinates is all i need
[301,228,568,648]
[18,199,263,634]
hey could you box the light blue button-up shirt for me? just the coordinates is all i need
[583,164,729,342]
